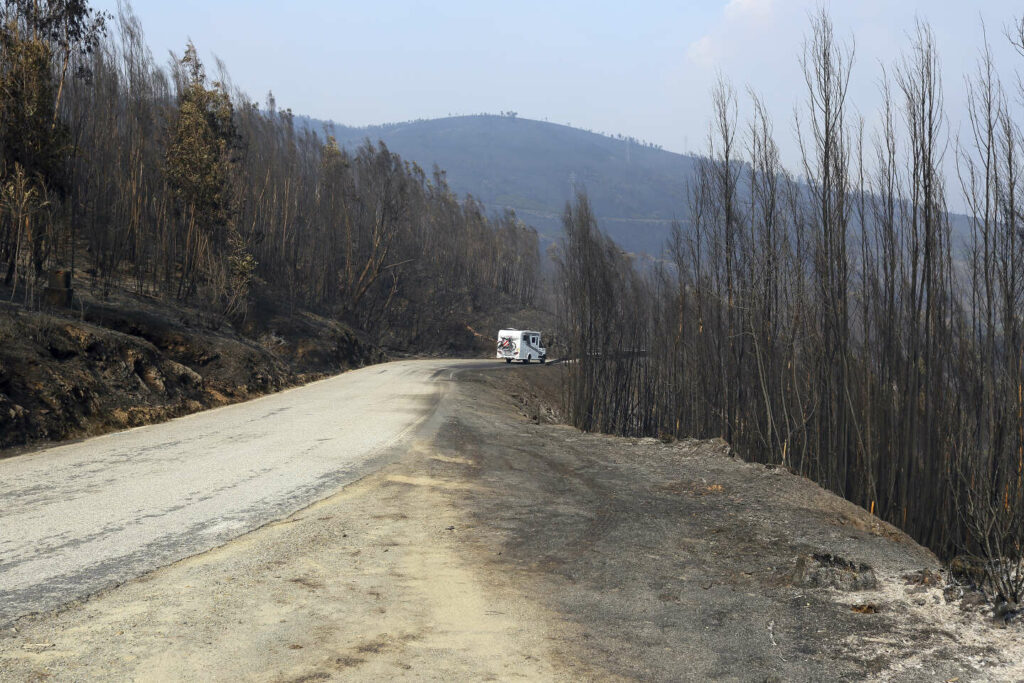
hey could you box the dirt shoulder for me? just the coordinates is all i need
[1,364,1021,681]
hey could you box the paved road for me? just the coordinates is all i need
[0,359,492,625]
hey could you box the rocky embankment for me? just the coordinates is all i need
[0,294,383,452]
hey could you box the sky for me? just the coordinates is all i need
[92,0,1022,177]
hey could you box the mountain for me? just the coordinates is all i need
[305,114,975,258]
[317,115,699,256]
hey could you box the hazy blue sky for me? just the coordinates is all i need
[92,1,1022,173]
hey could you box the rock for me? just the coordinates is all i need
[163,360,203,387]
[959,590,988,611]
[949,555,988,589]
[903,568,943,586]
[789,553,877,591]
[138,365,166,394]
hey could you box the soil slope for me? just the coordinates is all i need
[0,289,382,452]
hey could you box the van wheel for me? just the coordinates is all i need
[504,358,511,364]
[540,356,547,364]
[524,355,531,364]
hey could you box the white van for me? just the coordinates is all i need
[497,329,546,364]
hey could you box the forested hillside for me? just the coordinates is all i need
[311,114,982,259]
[322,114,698,255]
[559,12,1024,607]
[0,2,541,349]
[0,1,541,446]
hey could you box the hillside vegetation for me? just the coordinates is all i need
[325,114,698,255]
[316,114,981,260]
[559,11,1024,611]
[0,2,542,447]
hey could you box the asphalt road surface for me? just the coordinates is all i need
[0,359,492,626]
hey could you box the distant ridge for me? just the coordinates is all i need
[314,115,700,255]
[304,114,973,257]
